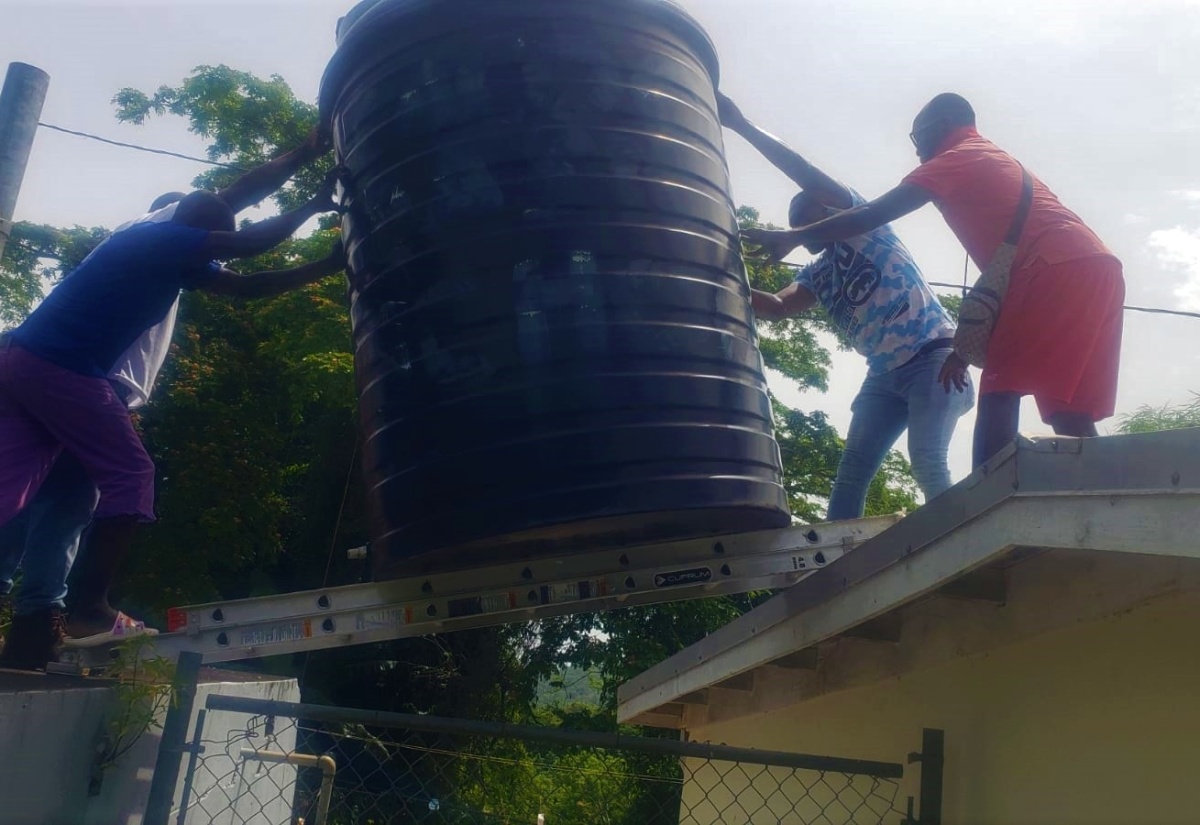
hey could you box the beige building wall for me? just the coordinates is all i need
[682,594,1200,825]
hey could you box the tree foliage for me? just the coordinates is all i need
[0,224,108,329]
[112,65,330,210]
[1117,395,1200,434]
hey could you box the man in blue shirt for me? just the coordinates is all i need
[0,130,335,669]
[0,190,185,668]
[0,153,345,668]
[718,93,972,520]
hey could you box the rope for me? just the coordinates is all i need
[299,438,360,690]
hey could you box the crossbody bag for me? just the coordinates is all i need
[952,167,1034,368]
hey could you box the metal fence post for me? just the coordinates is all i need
[175,707,208,825]
[145,651,204,825]
[916,728,944,825]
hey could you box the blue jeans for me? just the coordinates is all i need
[827,346,974,521]
[0,452,99,614]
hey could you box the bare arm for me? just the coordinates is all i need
[750,283,817,320]
[217,127,330,213]
[717,93,851,209]
[199,183,338,260]
[742,183,933,262]
[202,244,346,299]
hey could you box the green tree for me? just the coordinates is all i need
[112,64,331,210]
[1117,395,1200,434]
[939,291,963,322]
[1,223,108,328]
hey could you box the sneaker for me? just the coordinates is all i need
[0,607,67,671]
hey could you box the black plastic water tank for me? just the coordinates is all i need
[320,0,790,578]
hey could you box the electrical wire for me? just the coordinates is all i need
[775,261,1200,322]
[26,121,1200,323]
[37,121,246,171]
[921,280,1200,320]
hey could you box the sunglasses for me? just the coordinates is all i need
[909,120,944,148]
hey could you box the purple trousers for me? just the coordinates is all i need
[0,341,155,528]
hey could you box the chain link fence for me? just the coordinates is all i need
[155,693,936,825]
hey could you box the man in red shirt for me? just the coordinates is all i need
[744,93,1124,468]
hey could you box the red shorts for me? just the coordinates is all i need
[980,256,1124,423]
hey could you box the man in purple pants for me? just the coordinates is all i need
[0,144,345,668]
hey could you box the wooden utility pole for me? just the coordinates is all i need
[0,62,49,262]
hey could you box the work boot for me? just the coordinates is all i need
[0,607,67,671]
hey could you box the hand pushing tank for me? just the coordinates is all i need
[319,0,790,578]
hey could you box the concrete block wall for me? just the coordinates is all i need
[0,669,300,825]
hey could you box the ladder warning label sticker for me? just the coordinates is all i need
[356,609,410,631]
[481,593,517,613]
[653,568,713,588]
[448,593,516,619]
[540,580,607,604]
[240,620,313,648]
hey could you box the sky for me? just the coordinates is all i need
[3,0,1200,489]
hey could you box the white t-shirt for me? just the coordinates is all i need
[108,202,182,409]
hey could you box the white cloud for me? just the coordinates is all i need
[1149,226,1200,310]
[1170,189,1200,204]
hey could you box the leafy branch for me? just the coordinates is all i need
[90,636,178,794]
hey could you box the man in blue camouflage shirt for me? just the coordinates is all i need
[719,93,973,519]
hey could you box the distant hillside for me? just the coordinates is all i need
[535,665,602,707]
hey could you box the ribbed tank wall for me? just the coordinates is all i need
[320,0,790,577]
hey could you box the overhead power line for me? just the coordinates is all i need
[921,280,1200,321]
[24,120,1200,323]
[1119,305,1200,320]
[37,122,246,171]
[775,261,1200,322]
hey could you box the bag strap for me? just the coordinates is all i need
[1004,167,1034,246]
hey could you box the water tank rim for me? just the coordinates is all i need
[320,0,721,125]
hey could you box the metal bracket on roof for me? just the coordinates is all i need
[1024,436,1085,454]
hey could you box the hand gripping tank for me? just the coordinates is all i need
[320,0,790,577]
